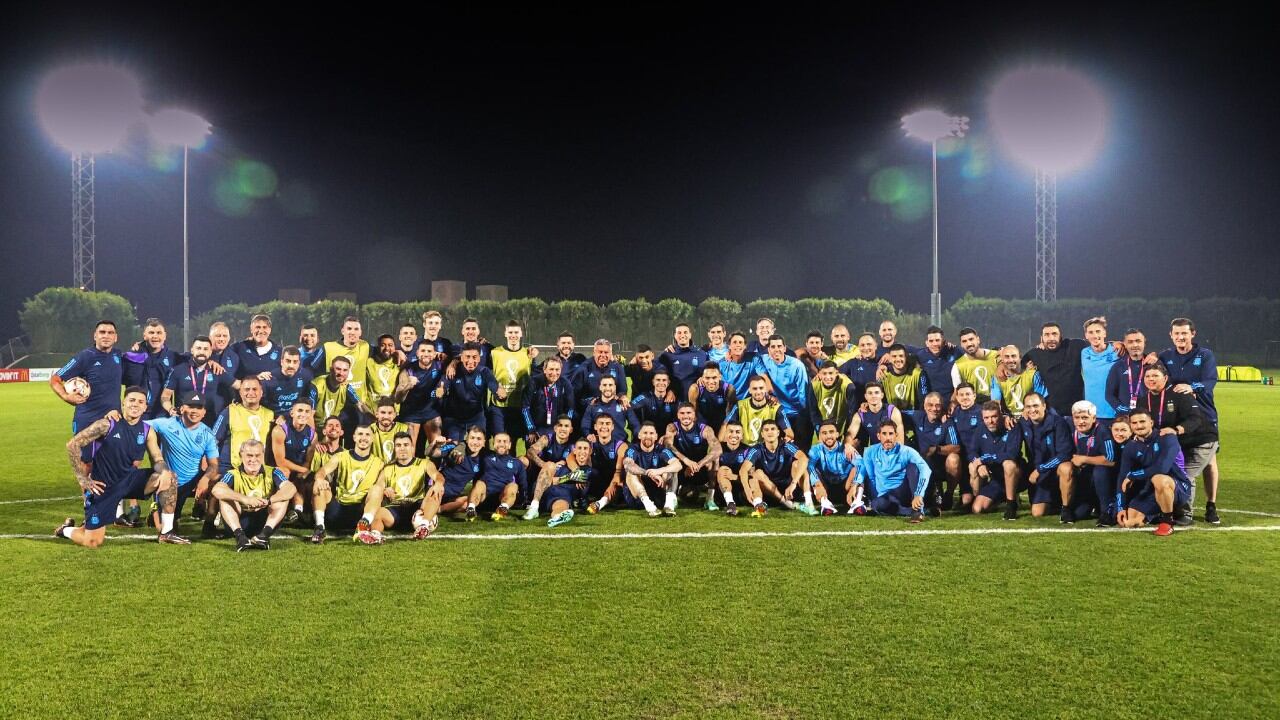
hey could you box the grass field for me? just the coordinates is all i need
[2,380,1278,719]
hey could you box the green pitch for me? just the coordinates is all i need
[1,381,1278,719]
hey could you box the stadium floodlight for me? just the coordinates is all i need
[35,63,144,291]
[988,66,1107,302]
[148,108,212,348]
[901,110,968,327]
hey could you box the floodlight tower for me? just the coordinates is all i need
[148,109,212,348]
[901,110,969,326]
[35,64,144,291]
[988,66,1106,302]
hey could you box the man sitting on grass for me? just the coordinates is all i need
[210,439,293,551]
[364,431,441,543]
[543,439,603,528]
[622,422,683,517]
[310,424,385,544]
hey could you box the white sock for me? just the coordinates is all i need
[292,504,303,514]
[499,502,509,510]
[411,511,426,529]
[595,496,610,509]
[804,490,814,506]
[641,496,658,513]
[361,512,373,524]
[467,502,476,511]
[314,510,325,527]
[528,499,539,513]
[61,525,76,539]
[116,501,125,517]
[664,492,677,509]
[160,512,175,534]
[820,497,836,511]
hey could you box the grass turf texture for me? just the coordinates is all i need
[1,380,1278,719]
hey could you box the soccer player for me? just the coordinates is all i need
[828,324,859,367]
[704,322,729,362]
[1104,328,1147,417]
[1022,321,1121,416]
[688,362,737,433]
[522,356,575,441]
[148,392,221,540]
[1017,393,1075,523]
[323,316,372,401]
[313,356,373,435]
[309,424,385,544]
[162,335,233,424]
[435,427,486,517]
[230,314,282,382]
[718,332,762,394]
[838,333,882,404]
[625,344,657,399]
[1080,317,1121,426]
[438,342,505,440]
[465,432,527,521]
[539,439,601,527]
[213,376,276,471]
[397,323,418,356]
[723,375,792,446]
[454,317,494,366]
[297,324,326,376]
[915,326,963,399]
[575,339,629,413]
[490,320,538,438]
[1134,362,1219,524]
[55,386,179,548]
[541,331,586,377]
[966,401,1025,518]
[584,414,629,513]
[369,432,442,541]
[795,331,830,378]
[875,320,901,358]
[311,416,346,476]
[716,420,767,516]
[622,423,683,517]
[210,439,293,551]
[950,327,999,403]
[741,419,811,512]
[808,361,857,438]
[269,398,316,524]
[1066,400,1119,525]
[851,420,931,521]
[395,342,445,449]
[364,334,402,405]
[580,376,638,440]
[990,345,1048,420]
[746,317,777,356]
[758,335,814,449]
[122,317,181,420]
[414,310,455,358]
[630,370,679,434]
[807,420,860,515]
[1159,317,1221,523]
[369,398,409,462]
[522,415,578,519]
[850,382,904,452]
[880,344,929,411]
[666,403,722,510]
[659,323,710,398]
[906,391,961,513]
[948,383,984,454]
[262,345,315,416]
[1115,409,1192,536]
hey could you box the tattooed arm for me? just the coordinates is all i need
[66,419,112,494]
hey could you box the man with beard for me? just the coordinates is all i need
[163,335,233,425]
[262,346,315,416]
[123,317,182,420]
[990,345,1048,420]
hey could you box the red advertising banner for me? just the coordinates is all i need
[0,368,29,383]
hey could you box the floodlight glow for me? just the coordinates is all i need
[988,66,1106,174]
[901,110,968,143]
[35,63,143,153]
[148,108,211,149]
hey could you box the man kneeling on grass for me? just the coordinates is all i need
[310,425,385,544]
[544,439,604,528]
[360,431,442,544]
[851,420,931,522]
[1115,409,1192,537]
[210,439,294,551]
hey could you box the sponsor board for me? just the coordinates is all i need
[29,368,57,382]
[0,368,28,383]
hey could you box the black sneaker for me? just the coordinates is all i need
[1060,508,1074,525]
[1204,502,1221,525]
[53,517,75,540]
[909,510,924,524]
[249,535,271,550]
[235,534,251,552]
[1003,500,1018,521]
[724,502,738,517]
[114,515,139,528]
[1096,514,1117,528]
[126,505,141,525]
[927,506,941,518]
[1173,508,1194,527]
[157,531,192,545]
[310,527,326,544]
[283,509,300,526]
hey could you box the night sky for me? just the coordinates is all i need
[2,5,1278,341]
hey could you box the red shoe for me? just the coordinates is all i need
[1154,522,1174,537]
[356,518,371,533]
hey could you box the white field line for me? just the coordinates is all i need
[0,495,79,505]
[7,524,1280,543]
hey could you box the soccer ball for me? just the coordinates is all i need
[65,377,91,399]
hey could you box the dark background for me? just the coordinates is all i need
[2,5,1277,341]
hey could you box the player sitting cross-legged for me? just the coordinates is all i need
[209,439,294,551]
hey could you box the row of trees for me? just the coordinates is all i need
[19,287,1280,364]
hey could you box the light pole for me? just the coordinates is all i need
[148,109,212,348]
[901,110,968,327]
[35,64,144,290]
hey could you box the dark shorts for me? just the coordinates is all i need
[545,482,588,510]
[479,476,516,498]
[174,478,201,517]
[83,468,152,530]
[385,502,421,530]
[488,405,527,439]
[622,482,665,509]
[399,408,440,424]
[812,473,847,502]
[324,499,365,530]
[1030,467,1066,506]
[442,413,486,442]
[240,509,270,536]
[443,478,470,504]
